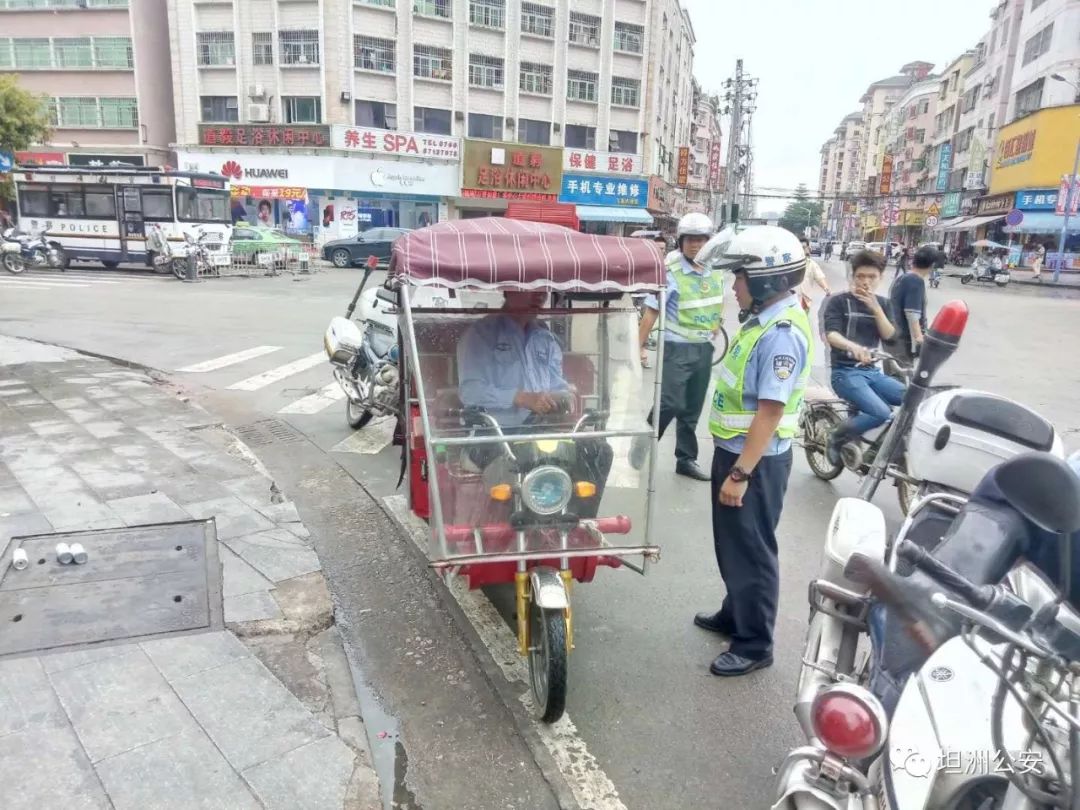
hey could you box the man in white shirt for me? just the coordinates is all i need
[798,237,831,312]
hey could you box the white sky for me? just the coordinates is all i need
[683,0,994,203]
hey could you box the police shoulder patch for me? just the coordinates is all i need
[773,354,797,381]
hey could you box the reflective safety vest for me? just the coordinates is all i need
[709,305,814,440]
[665,255,725,343]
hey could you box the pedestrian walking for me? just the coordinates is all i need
[1031,241,1046,282]
[797,237,831,312]
[633,213,723,481]
[825,241,834,261]
[888,246,932,376]
[694,225,813,677]
[894,245,909,277]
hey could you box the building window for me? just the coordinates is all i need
[517,118,550,145]
[469,0,504,29]
[57,97,99,127]
[280,30,319,65]
[355,100,397,129]
[568,12,600,47]
[1021,22,1053,65]
[282,95,321,123]
[196,31,235,66]
[200,95,239,122]
[0,0,128,7]
[414,0,451,19]
[609,129,637,153]
[91,36,132,68]
[611,77,640,107]
[918,98,929,115]
[1014,78,1044,118]
[252,32,273,65]
[414,106,452,135]
[519,61,552,95]
[414,45,452,80]
[53,38,92,68]
[564,124,595,149]
[613,22,643,54]
[521,2,553,37]
[469,54,504,89]
[354,36,395,73]
[567,70,598,103]
[357,0,394,6]
[468,113,501,139]
[50,96,136,128]
[13,38,51,69]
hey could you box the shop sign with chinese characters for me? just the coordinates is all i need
[331,126,460,161]
[558,174,648,207]
[461,140,562,199]
[709,141,722,189]
[1015,188,1061,211]
[976,193,1013,215]
[676,147,690,187]
[197,125,331,148]
[562,149,643,175]
[647,175,674,213]
[230,185,307,200]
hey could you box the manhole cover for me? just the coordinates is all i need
[234,418,304,447]
[0,520,223,658]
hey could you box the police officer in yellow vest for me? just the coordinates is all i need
[634,213,723,481]
[693,225,813,677]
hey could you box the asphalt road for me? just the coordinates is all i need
[2,260,1078,810]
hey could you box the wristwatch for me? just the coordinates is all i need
[728,465,752,483]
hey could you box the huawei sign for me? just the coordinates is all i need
[219,160,289,180]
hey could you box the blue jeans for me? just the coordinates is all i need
[831,366,905,439]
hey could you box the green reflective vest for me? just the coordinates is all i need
[709,304,814,440]
[666,254,725,343]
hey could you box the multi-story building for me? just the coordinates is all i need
[818,112,862,239]
[0,0,175,168]
[854,65,931,199]
[1007,0,1080,122]
[167,0,687,234]
[928,52,974,195]
[879,78,938,239]
[685,84,722,219]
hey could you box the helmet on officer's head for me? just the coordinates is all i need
[676,212,714,247]
[699,225,806,319]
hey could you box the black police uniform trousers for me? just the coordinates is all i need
[647,341,714,463]
[710,445,793,661]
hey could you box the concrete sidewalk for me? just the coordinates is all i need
[0,337,379,810]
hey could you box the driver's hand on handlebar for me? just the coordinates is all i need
[850,346,874,365]
[514,391,559,414]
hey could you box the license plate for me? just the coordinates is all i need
[212,254,231,267]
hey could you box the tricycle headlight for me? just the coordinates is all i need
[520,465,573,516]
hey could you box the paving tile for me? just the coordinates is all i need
[219,543,275,598]
[0,722,111,810]
[94,729,261,810]
[26,485,100,514]
[154,474,228,505]
[51,397,91,410]
[142,630,250,682]
[223,591,283,623]
[82,421,126,440]
[81,386,123,400]
[97,397,141,412]
[107,491,190,526]
[243,734,356,810]
[0,656,67,736]
[67,407,108,425]
[138,427,217,461]
[0,485,35,515]
[49,436,106,456]
[41,643,138,674]
[48,648,200,764]
[70,454,144,492]
[27,419,82,438]
[10,396,48,407]
[43,499,121,532]
[0,512,53,544]
[187,453,259,482]
[225,530,321,583]
[169,656,330,771]
[184,496,275,539]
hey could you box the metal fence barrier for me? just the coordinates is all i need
[195,245,323,278]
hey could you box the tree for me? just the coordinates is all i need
[778,183,823,239]
[0,75,51,202]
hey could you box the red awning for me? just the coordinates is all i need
[390,218,665,292]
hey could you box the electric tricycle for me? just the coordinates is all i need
[387,219,667,722]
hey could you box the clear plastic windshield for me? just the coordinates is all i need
[408,302,655,563]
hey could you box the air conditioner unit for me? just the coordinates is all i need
[454,110,465,121]
[248,84,266,99]
[248,103,271,122]
[553,122,561,133]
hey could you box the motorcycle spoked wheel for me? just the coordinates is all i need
[528,598,568,724]
[960,274,973,285]
[2,251,25,275]
[803,408,844,481]
[172,258,187,280]
[995,278,1009,287]
[346,398,375,429]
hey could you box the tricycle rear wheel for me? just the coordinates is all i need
[529,601,567,723]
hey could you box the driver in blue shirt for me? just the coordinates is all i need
[457,290,612,518]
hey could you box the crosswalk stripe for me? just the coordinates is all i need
[227,351,326,391]
[278,383,346,415]
[0,278,91,288]
[30,273,158,283]
[2,275,115,285]
[178,346,283,373]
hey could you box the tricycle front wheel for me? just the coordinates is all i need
[529,601,567,723]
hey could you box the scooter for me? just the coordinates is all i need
[961,257,1010,287]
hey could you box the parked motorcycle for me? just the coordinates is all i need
[961,257,1010,287]
[1,227,65,271]
[774,451,1080,809]
[146,225,210,280]
[1,229,24,274]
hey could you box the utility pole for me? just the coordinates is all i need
[720,60,757,225]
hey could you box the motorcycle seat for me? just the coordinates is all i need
[944,394,1056,453]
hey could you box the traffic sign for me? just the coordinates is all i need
[925,215,939,227]
[1005,208,1024,227]
[927,202,940,217]
[0,151,13,173]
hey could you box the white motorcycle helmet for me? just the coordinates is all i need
[699,225,807,321]
[676,212,714,252]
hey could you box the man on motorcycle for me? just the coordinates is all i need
[823,250,903,466]
[456,290,613,517]
[694,226,813,676]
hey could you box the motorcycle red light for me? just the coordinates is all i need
[929,300,969,338]
[810,688,885,759]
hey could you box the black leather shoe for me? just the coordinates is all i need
[710,651,773,677]
[675,461,710,481]
[693,611,732,637]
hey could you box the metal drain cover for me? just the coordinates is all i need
[0,520,223,659]
[234,418,304,447]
